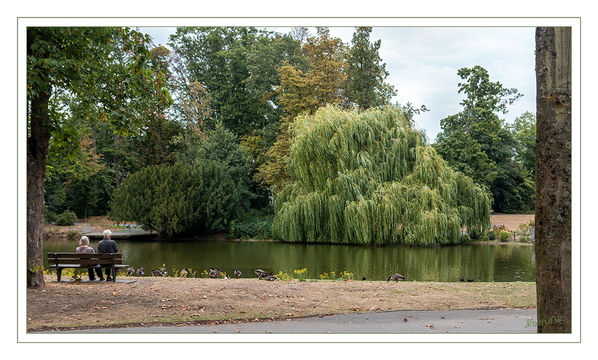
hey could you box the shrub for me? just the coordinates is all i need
[518,219,535,232]
[499,230,511,242]
[55,210,77,226]
[109,162,249,237]
[229,210,273,239]
[44,209,58,224]
[490,225,509,241]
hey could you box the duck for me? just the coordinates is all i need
[467,278,474,282]
[223,275,230,279]
[263,275,277,281]
[161,268,168,277]
[361,277,367,281]
[180,268,189,277]
[387,273,406,282]
[460,276,465,282]
[136,267,144,276]
[152,269,163,277]
[234,270,242,277]
[126,266,134,276]
[255,269,267,278]
[209,268,221,278]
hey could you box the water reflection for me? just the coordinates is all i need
[43,239,535,282]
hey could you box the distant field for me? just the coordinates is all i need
[491,213,535,230]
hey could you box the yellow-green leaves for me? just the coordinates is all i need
[272,106,491,245]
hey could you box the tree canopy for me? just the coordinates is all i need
[345,27,396,109]
[272,106,491,245]
[27,27,170,287]
[434,65,534,213]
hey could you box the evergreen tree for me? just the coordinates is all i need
[109,162,245,237]
[346,27,396,109]
[177,122,255,211]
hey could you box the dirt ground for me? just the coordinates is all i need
[44,216,135,240]
[490,213,535,231]
[27,276,536,331]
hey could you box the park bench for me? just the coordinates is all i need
[47,252,128,282]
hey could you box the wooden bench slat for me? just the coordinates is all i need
[47,253,122,259]
[49,264,129,269]
[46,252,128,282]
[50,259,124,265]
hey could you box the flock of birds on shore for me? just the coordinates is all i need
[124,266,475,282]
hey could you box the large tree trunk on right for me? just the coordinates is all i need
[534,27,572,333]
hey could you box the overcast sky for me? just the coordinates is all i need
[141,26,535,141]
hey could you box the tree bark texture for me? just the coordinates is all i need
[27,91,51,288]
[535,27,572,333]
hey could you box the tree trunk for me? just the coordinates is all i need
[534,27,572,333]
[27,90,51,288]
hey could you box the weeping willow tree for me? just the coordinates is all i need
[272,106,491,245]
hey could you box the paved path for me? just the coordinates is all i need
[48,309,537,334]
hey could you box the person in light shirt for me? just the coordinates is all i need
[76,236,104,281]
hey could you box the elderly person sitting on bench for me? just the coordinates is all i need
[98,230,120,281]
[76,236,104,281]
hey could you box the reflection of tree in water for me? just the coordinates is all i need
[43,238,535,281]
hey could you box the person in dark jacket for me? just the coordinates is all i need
[97,230,120,281]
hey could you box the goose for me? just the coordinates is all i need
[387,273,406,282]
[234,270,242,277]
[126,266,134,276]
[180,268,189,277]
[136,267,144,276]
[209,268,221,278]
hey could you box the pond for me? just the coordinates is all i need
[43,238,535,282]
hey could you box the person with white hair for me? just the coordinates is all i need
[76,236,104,281]
[97,229,120,281]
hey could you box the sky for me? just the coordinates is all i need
[141,26,536,141]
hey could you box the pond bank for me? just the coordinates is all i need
[470,241,534,246]
[27,276,536,332]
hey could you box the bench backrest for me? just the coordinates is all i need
[47,252,123,266]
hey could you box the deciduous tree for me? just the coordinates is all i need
[27,27,167,287]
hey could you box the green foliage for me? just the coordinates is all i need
[44,209,57,224]
[168,27,304,136]
[229,210,273,239]
[256,28,348,189]
[272,106,491,245]
[55,210,77,226]
[499,230,511,242]
[346,27,396,109]
[109,162,247,237]
[489,224,509,241]
[177,122,255,210]
[434,65,534,213]
[511,112,536,179]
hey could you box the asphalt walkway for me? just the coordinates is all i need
[48,309,537,334]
